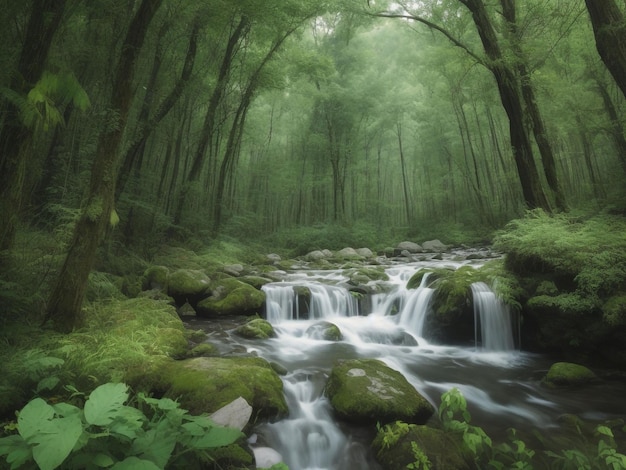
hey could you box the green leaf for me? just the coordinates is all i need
[36,376,60,393]
[84,383,129,426]
[18,398,55,439]
[108,406,145,439]
[0,434,32,469]
[191,425,243,449]
[30,414,83,470]
[130,419,177,468]
[110,456,161,470]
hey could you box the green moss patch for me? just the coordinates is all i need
[134,356,287,419]
[325,359,434,425]
[234,318,276,339]
[543,362,598,388]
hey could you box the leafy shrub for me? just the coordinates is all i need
[0,382,242,470]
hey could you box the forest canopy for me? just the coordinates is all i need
[0,0,625,332]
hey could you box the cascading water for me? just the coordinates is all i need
[471,281,516,351]
[222,261,626,470]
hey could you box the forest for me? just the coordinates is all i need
[1,0,626,469]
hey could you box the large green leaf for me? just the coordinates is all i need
[17,398,54,440]
[84,383,129,426]
[32,415,83,470]
[191,425,243,449]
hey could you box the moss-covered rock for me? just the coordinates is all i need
[142,265,170,291]
[234,318,276,339]
[186,343,219,357]
[543,362,598,388]
[167,269,211,304]
[305,321,342,341]
[325,359,434,425]
[372,421,472,470]
[135,357,287,419]
[196,279,265,317]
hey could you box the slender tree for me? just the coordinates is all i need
[585,0,626,100]
[46,0,163,332]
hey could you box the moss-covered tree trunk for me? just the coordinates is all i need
[46,0,162,333]
[585,0,626,100]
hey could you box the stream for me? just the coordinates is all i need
[187,255,626,470]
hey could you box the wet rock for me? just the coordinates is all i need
[234,318,276,339]
[325,359,434,425]
[196,278,265,317]
[266,253,282,263]
[305,250,327,261]
[223,263,245,277]
[356,247,374,258]
[396,241,423,254]
[422,239,448,252]
[336,247,362,259]
[305,321,342,341]
[543,362,598,388]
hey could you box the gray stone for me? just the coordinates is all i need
[396,241,423,253]
[355,247,374,258]
[210,396,252,431]
[422,239,448,252]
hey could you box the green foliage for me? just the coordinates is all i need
[375,421,432,469]
[18,71,91,132]
[494,211,626,296]
[0,382,242,470]
[437,388,626,470]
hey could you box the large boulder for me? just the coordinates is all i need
[142,265,169,291]
[133,356,288,419]
[396,241,423,254]
[234,317,276,339]
[421,239,448,253]
[196,278,265,317]
[336,247,362,259]
[166,268,211,305]
[372,422,472,470]
[305,321,342,341]
[543,362,598,388]
[325,359,434,425]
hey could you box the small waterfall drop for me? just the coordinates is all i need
[471,282,516,351]
[396,273,434,338]
[263,284,298,322]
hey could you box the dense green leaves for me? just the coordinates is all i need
[0,382,243,470]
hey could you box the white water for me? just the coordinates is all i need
[471,281,516,351]
[238,263,625,469]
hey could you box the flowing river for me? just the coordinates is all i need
[188,256,626,470]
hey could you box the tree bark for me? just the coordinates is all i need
[463,0,551,211]
[500,0,567,211]
[585,0,626,100]
[46,0,162,332]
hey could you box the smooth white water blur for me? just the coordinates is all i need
[238,262,626,469]
[471,281,516,350]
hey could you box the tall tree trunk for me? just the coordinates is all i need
[595,77,626,174]
[585,0,626,100]
[463,0,551,211]
[0,0,66,250]
[46,0,162,332]
[501,0,567,211]
[174,16,249,225]
[396,122,412,226]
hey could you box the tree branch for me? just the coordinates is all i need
[371,12,485,66]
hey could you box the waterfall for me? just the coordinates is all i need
[259,372,348,470]
[471,282,516,351]
[308,283,358,318]
[396,273,434,338]
[263,284,298,322]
